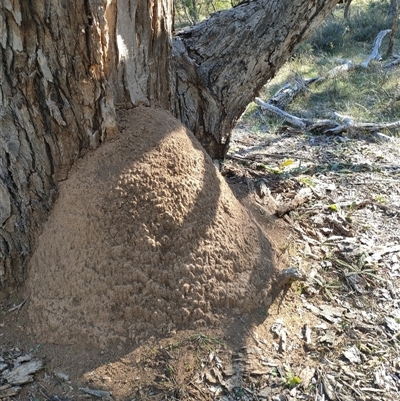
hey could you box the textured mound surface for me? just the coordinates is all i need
[26,107,273,346]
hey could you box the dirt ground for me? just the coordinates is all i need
[1,106,400,400]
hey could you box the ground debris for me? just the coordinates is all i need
[0,385,21,399]
[2,87,400,401]
[223,108,400,401]
[2,359,43,385]
[79,386,112,399]
[276,187,313,217]
[0,350,43,399]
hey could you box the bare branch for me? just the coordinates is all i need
[254,98,309,129]
[256,97,400,136]
[360,29,391,68]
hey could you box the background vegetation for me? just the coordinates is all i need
[174,0,238,28]
[240,0,400,131]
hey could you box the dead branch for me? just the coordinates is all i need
[252,29,400,152]
[254,98,308,129]
[360,29,391,68]
[350,120,400,131]
[256,98,400,135]
[267,76,319,109]
[6,297,29,314]
[261,29,397,117]
[383,54,400,68]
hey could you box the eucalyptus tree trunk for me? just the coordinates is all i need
[0,0,173,288]
[1,0,338,289]
[172,0,339,158]
[344,0,353,19]
[386,0,398,57]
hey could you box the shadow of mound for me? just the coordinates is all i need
[25,106,277,353]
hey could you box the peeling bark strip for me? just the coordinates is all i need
[103,0,173,106]
[173,0,339,158]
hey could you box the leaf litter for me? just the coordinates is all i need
[220,121,400,400]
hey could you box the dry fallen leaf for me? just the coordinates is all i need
[342,345,362,364]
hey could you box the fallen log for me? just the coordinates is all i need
[254,98,309,129]
[255,97,400,136]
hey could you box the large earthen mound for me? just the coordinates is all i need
[26,106,274,346]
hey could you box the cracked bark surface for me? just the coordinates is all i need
[1,1,111,286]
[173,0,339,158]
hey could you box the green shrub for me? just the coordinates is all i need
[308,0,397,54]
[308,16,347,53]
[348,2,391,43]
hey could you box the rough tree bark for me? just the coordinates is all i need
[0,0,338,289]
[173,0,339,158]
[0,0,173,287]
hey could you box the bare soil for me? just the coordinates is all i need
[1,107,400,401]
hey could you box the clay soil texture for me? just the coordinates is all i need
[1,108,400,401]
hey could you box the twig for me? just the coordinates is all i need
[359,387,386,393]
[37,382,51,400]
[370,244,400,260]
[7,297,29,314]
[383,56,400,68]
